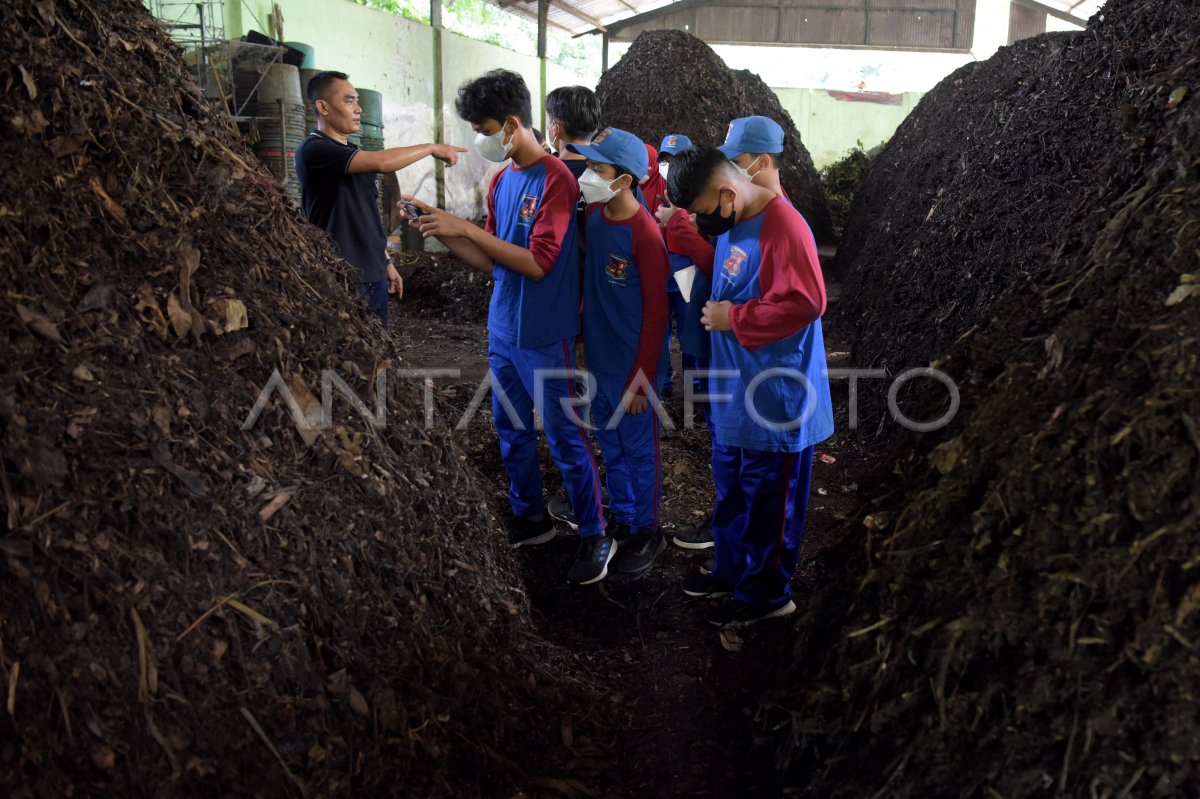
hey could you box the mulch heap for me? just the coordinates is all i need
[762,1,1200,796]
[597,29,835,243]
[820,145,875,241]
[393,252,493,325]
[730,69,835,244]
[830,24,1142,426]
[0,1,600,796]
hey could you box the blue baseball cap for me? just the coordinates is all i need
[567,127,648,180]
[718,116,785,158]
[659,133,693,155]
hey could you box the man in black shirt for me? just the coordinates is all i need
[295,71,466,326]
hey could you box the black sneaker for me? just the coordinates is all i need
[609,520,632,542]
[681,570,733,599]
[700,558,714,576]
[546,493,579,530]
[612,528,666,575]
[508,514,556,548]
[672,514,714,550]
[706,598,797,628]
[547,489,611,530]
[566,535,619,586]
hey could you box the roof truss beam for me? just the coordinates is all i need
[1011,0,1088,25]
[501,0,609,31]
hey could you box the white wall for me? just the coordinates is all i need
[229,0,591,219]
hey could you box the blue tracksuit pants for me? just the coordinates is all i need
[710,442,815,608]
[591,373,663,531]
[665,291,693,390]
[489,334,606,537]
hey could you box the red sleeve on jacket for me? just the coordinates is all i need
[528,158,580,274]
[665,211,715,279]
[642,172,666,216]
[484,168,504,236]
[629,212,671,395]
[728,200,827,351]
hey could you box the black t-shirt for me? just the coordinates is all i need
[561,157,588,180]
[295,131,388,283]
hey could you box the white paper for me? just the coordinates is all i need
[673,265,698,303]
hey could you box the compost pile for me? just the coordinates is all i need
[764,1,1200,796]
[395,253,493,324]
[730,69,835,243]
[820,145,875,240]
[831,26,1136,429]
[597,30,834,242]
[0,1,590,796]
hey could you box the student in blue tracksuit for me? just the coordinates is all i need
[567,128,671,577]
[402,70,612,586]
[653,135,692,397]
[658,117,808,557]
[665,145,834,628]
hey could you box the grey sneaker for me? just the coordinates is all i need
[566,534,619,586]
[681,570,733,599]
[612,528,666,575]
[706,598,797,628]
[672,514,714,550]
[547,488,610,530]
[547,492,579,530]
[508,514,557,548]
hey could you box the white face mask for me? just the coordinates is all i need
[475,124,513,163]
[548,120,563,154]
[734,156,763,182]
[658,162,670,180]
[578,168,621,205]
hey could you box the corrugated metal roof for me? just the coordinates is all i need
[490,0,1103,41]
[491,0,681,36]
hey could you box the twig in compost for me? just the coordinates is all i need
[239,707,308,797]
[5,661,18,717]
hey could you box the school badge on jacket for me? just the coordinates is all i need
[519,194,539,225]
[722,246,748,284]
[606,254,630,283]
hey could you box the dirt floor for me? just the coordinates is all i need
[388,252,860,797]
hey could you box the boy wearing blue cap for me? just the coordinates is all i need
[718,115,789,202]
[665,145,834,628]
[403,70,612,586]
[660,116,815,557]
[657,133,693,180]
[567,128,671,576]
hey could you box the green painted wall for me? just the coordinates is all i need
[226,0,588,218]
[772,88,924,168]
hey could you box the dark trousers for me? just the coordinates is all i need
[358,280,388,327]
[710,442,815,607]
[665,291,697,390]
[488,335,606,537]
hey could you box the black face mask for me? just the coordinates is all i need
[695,191,736,237]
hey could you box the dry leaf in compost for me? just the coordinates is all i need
[863,512,892,530]
[209,297,248,334]
[167,293,192,337]
[929,436,965,475]
[15,303,62,342]
[134,285,169,339]
[1166,274,1200,306]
